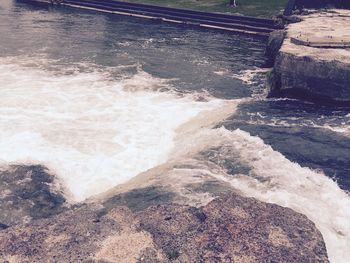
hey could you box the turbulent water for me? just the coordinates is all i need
[1,0,350,262]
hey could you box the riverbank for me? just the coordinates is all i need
[24,0,288,17]
[267,9,350,106]
[21,0,283,37]
[118,0,288,17]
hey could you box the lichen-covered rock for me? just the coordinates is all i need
[0,193,329,262]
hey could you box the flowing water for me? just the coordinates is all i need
[0,0,350,261]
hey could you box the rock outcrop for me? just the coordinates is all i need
[267,10,350,106]
[0,193,329,262]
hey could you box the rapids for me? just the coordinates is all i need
[0,0,349,261]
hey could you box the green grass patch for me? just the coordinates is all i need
[118,0,288,17]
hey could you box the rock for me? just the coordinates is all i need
[103,186,176,212]
[0,223,8,230]
[265,30,286,67]
[0,193,329,262]
[0,165,68,227]
[283,15,302,24]
[139,193,329,262]
[268,10,350,106]
[0,204,147,263]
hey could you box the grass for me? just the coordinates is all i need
[118,0,288,17]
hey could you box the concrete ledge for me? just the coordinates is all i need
[291,36,350,48]
[268,10,350,106]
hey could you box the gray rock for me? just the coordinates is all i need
[265,30,286,67]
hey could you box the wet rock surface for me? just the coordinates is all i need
[0,165,67,227]
[265,30,286,67]
[0,192,329,262]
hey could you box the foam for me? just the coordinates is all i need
[231,68,271,98]
[232,68,270,85]
[180,127,350,263]
[0,58,223,202]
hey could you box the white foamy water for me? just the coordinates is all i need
[232,68,271,84]
[0,58,223,202]
[231,68,271,98]
[180,127,350,263]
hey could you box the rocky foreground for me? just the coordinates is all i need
[0,165,329,262]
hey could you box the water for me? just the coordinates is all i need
[0,0,349,262]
